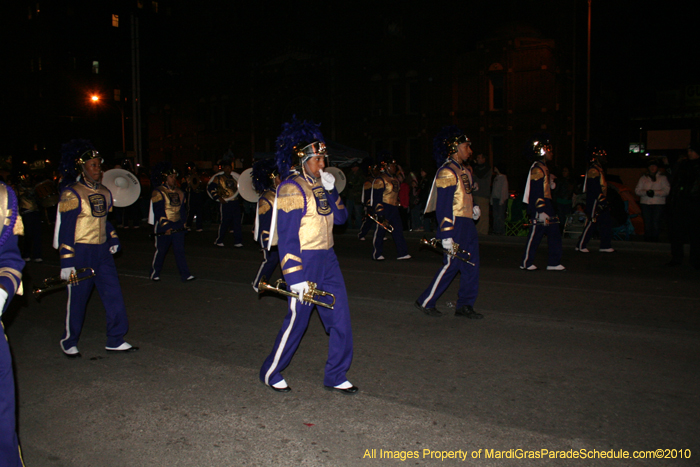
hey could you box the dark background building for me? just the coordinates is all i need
[5,1,699,184]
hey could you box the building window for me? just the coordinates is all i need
[152,1,158,13]
[112,14,119,27]
[92,61,99,74]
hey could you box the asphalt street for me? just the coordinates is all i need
[5,224,700,467]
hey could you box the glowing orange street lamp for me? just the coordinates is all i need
[91,94,100,103]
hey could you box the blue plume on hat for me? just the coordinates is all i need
[252,158,278,194]
[59,139,96,187]
[432,126,464,167]
[275,116,325,179]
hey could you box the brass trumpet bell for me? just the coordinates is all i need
[33,267,96,300]
[257,277,335,309]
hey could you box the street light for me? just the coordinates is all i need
[89,93,126,154]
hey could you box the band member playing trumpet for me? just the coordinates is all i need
[370,153,411,261]
[520,136,565,271]
[0,181,26,466]
[149,162,194,282]
[55,140,138,358]
[259,117,357,395]
[251,158,281,292]
[208,159,243,248]
[415,126,483,319]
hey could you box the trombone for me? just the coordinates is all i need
[33,267,96,300]
[366,212,394,233]
[257,277,336,309]
[420,237,475,266]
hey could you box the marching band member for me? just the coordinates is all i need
[520,136,566,271]
[357,160,378,241]
[370,153,411,261]
[0,182,26,466]
[251,158,281,292]
[182,162,205,232]
[576,146,615,253]
[15,168,43,262]
[55,139,138,357]
[208,160,243,248]
[259,117,357,395]
[415,126,483,319]
[149,162,194,282]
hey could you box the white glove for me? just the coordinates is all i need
[536,212,550,223]
[441,238,454,251]
[550,174,557,190]
[61,267,77,281]
[0,289,7,315]
[472,205,481,221]
[319,169,335,191]
[110,245,119,254]
[289,281,310,304]
[472,182,479,192]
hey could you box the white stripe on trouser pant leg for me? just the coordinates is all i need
[265,298,298,386]
[578,200,596,248]
[60,284,73,351]
[522,225,537,267]
[421,256,452,307]
[150,236,159,279]
[252,249,268,289]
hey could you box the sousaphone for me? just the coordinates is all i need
[324,166,346,193]
[237,168,259,203]
[102,169,141,207]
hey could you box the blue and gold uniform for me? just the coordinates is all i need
[150,183,192,281]
[0,183,26,467]
[521,155,564,269]
[56,177,130,352]
[252,189,279,291]
[260,171,352,388]
[208,166,242,247]
[576,157,613,252]
[259,117,356,393]
[416,158,480,314]
[370,166,409,260]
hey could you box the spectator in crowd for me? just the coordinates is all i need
[471,153,492,236]
[635,158,670,242]
[490,165,509,236]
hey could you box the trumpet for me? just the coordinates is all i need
[420,237,475,266]
[366,212,394,233]
[33,267,96,300]
[257,277,336,309]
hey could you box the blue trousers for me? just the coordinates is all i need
[577,209,612,250]
[521,220,563,267]
[150,231,191,281]
[417,218,479,308]
[358,212,375,239]
[0,323,23,467]
[260,249,353,387]
[60,243,130,350]
[252,246,280,291]
[215,200,242,245]
[372,205,408,259]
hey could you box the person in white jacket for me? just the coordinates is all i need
[635,159,670,242]
[490,165,509,235]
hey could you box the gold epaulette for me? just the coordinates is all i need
[13,216,24,236]
[277,183,304,213]
[151,189,163,203]
[258,198,271,216]
[58,189,80,212]
[435,168,457,188]
[530,167,544,181]
[372,178,385,189]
